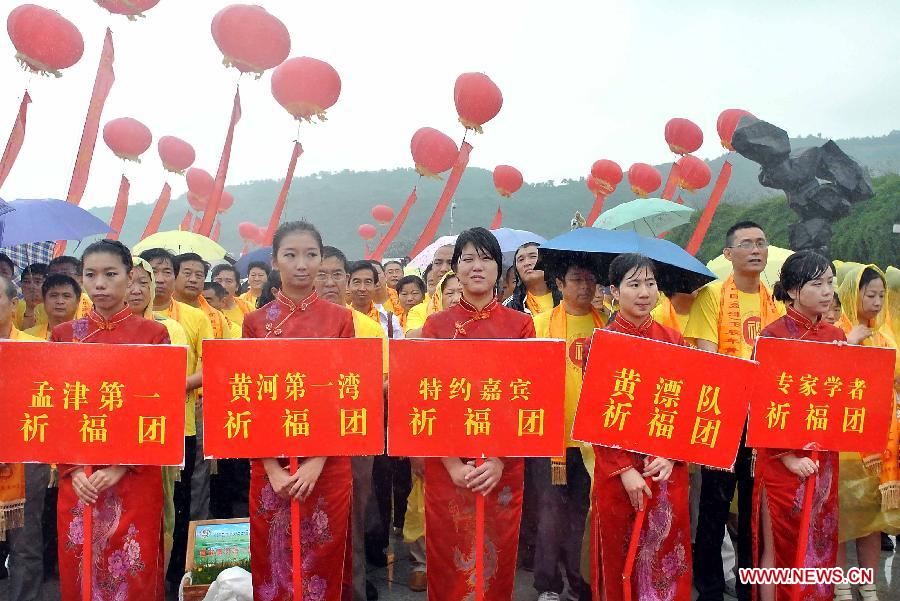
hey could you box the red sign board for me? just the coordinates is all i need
[748,337,895,452]
[387,339,566,458]
[201,338,384,458]
[0,341,187,465]
[573,330,756,470]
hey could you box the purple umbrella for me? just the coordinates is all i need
[0,198,112,247]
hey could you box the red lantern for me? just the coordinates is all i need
[252,225,268,246]
[186,167,214,211]
[454,72,503,133]
[411,127,458,178]
[589,159,623,195]
[586,176,604,197]
[717,108,755,150]
[358,224,377,240]
[492,165,523,197]
[211,4,290,76]
[664,118,703,155]
[188,195,207,212]
[676,155,712,192]
[95,0,160,18]
[371,205,394,225]
[7,4,84,76]
[271,56,341,122]
[238,221,257,241]
[158,136,195,174]
[103,117,152,162]
[217,191,234,212]
[627,163,662,198]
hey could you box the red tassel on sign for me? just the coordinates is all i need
[660,162,680,200]
[180,210,192,231]
[410,142,473,256]
[198,88,241,236]
[585,194,607,227]
[685,161,732,255]
[489,205,502,229]
[263,141,303,246]
[106,175,130,240]
[0,92,31,189]
[141,182,172,240]
[370,186,417,261]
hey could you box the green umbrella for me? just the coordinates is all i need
[592,197,694,237]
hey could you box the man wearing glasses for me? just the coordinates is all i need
[685,221,784,601]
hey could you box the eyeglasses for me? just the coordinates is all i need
[315,271,347,282]
[729,240,769,251]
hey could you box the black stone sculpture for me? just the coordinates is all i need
[731,117,874,255]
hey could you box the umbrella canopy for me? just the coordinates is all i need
[707,245,794,289]
[593,197,694,237]
[490,227,546,268]
[235,246,273,278]
[133,230,227,262]
[0,198,13,218]
[539,228,716,294]
[408,235,457,272]
[0,198,111,247]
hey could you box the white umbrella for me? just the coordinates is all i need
[408,235,457,272]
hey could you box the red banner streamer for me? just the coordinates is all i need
[0,92,31,190]
[141,182,172,240]
[180,210,192,231]
[585,194,607,227]
[370,186,417,261]
[263,141,303,246]
[660,162,680,200]
[685,161,732,256]
[198,88,241,236]
[211,219,221,242]
[409,142,472,257]
[106,175,130,240]
[489,205,502,229]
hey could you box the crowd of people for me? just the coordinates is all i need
[0,219,897,601]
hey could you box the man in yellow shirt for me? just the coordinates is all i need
[531,257,604,601]
[24,274,81,340]
[684,221,782,601]
[211,263,252,326]
[238,261,271,308]
[173,253,235,342]
[203,282,242,338]
[47,256,92,318]
[404,244,454,333]
[14,263,47,330]
[383,260,404,290]
[317,246,388,601]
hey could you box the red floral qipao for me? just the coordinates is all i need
[420,297,535,601]
[243,291,356,601]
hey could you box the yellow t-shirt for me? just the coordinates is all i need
[351,309,388,374]
[651,297,689,334]
[532,292,554,314]
[239,290,260,307]
[683,280,783,360]
[534,310,596,447]
[14,299,47,329]
[24,322,50,340]
[403,300,430,333]
[222,304,246,327]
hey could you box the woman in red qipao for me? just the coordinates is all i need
[51,240,170,601]
[591,253,692,601]
[242,221,355,601]
[420,228,535,601]
[752,251,845,601]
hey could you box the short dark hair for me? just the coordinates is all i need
[21,263,48,281]
[139,248,175,270]
[272,221,323,255]
[82,240,133,271]
[384,260,403,270]
[0,274,16,301]
[608,253,658,289]
[173,253,209,277]
[257,271,282,308]
[772,250,834,302]
[42,274,82,299]
[203,281,227,299]
[397,275,426,295]
[211,264,238,281]
[451,227,503,285]
[0,253,14,274]
[422,263,434,281]
[859,266,885,291]
[348,260,379,284]
[725,221,765,247]
[247,261,272,276]
[549,253,599,285]
[322,246,349,273]
[48,255,82,273]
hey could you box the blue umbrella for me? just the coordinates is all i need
[0,198,13,218]
[0,198,111,247]
[234,246,272,278]
[538,228,716,293]
[489,227,546,269]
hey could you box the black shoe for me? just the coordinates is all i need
[882,532,895,552]
[366,580,378,600]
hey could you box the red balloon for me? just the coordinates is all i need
[217,191,234,212]
[358,224,377,240]
[454,72,503,133]
[664,118,703,155]
[492,165,523,197]
[95,0,160,18]
[586,176,604,197]
[238,221,257,241]
[627,163,662,198]
[7,4,84,76]
[158,136,195,174]
[252,225,268,246]
[271,57,341,122]
[410,127,458,178]
[371,205,394,225]
[589,159,623,195]
[103,117,152,162]
[211,4,290,75]
[717,108,755,150]
[186,167,214,211]
[676,155,712,191]
[188,194,207,212]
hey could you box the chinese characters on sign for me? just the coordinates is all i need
[747,337,894,453]
[0,342,186,466]
[573,330,756,470]
[388,339,566,458]
[201,338,384,458]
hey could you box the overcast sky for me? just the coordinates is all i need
[1,0,898,209]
